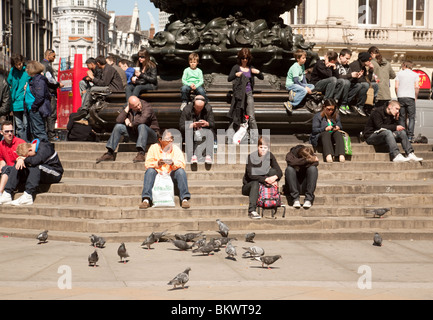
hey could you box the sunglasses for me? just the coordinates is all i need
[325,108,335,112]
[138,56,146,58]
[2,130,13,134]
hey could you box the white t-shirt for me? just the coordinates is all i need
[396,69,419,99]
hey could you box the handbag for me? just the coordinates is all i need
[256,182,286,218]
[339,130,352,156]
[152,172,175,207]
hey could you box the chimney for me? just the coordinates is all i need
[149,23,155,39]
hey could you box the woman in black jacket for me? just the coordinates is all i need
[228,48,264,144]
[242,136,283,219]
[126,49,158,101]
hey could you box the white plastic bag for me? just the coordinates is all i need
[233,116,250,145]
[152,173,175,207]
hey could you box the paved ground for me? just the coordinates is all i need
[1,236,433,301]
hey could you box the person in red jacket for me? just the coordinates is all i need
[0,121,26,196]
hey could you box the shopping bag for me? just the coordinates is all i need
[152,173,175,207]
[365,87,375,106]
[340,131,352,156]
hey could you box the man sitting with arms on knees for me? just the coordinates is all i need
[0,139,63,206]
[0,121,26,196]
[363,100,423,163]
[96,96,160,163]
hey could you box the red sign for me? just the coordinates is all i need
[413,70,431,90]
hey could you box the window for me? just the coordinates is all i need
[78,21,85,35]
[77,0,84,6]
[71,21,75,34]
[406,0,425,26]
[358,0,378,25]
[289,1,306,25]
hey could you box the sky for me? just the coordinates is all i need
[106,0,160,32]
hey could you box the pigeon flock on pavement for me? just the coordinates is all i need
[37,212,387,290]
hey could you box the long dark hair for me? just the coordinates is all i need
[237,48,252,66]
[320,98,339,121]
[137,49,156,71]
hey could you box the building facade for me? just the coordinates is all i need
[52,0,111,69]
[1,0,53,72]
[281,0,433,72]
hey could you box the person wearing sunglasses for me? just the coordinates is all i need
[0,121,26,197]
[126,49,158,102]
[310,99,346,163]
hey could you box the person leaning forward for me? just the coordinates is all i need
[96,96,160,163]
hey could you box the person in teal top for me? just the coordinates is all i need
[180,53,207,111]
[284,49,315,114]
[7,54,30,141]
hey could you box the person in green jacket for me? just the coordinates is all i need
[370,52,396,109]
[180,53,207,111]
[7,54,30,141]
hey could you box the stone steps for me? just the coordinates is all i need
[1,139,433,242]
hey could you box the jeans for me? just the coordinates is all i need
[286,84,315,107]
[245,91,258,144]
[126,84,156,101]
[141,168,191,202]
[5,165,62,195]
[28,109,48,142]
[285,166,318,203]
[13,111,28,142]
[79,86,109,112]
[313,77,338,99]
[45,95,57,140]
[181,85,207,102]
[106,123,157,152]
[366,129,414,159]
[398,97,416,140]
[349,82,369,108]
[336,79,351,105]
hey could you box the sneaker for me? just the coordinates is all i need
[303,200,312,209]
[180,102,187,111]
[96,152,115,164]
[190,155,198,164]
[354,107,367,117]
[10,192,33,206]
[133,151,146,163]
[344,106,352,114]
[288,90,296,102]
[407,152,423,162]
[248,211,262,219]
[139,199,150,209]
[293,200,301,208]
[0,192,12,205]
[181,199,191,209]
[205,155,213,164]
[393,153,410,163]
[284,101,293,115]
[339,106,347,115]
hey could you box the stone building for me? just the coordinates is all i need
[0,0,53,72]
[52,0,111,69]
[281,0,433,73]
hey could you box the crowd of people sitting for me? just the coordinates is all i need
[0,45,425,217]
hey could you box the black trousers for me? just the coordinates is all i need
[5,165,62,195]
[242,168,279,213]
[285,166,318,203]
[319,131,345,157]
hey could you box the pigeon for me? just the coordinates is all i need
[242,246,265,258]
[174,234,187,242]
[90,235,106,248]
[141,233,156,250]
[216,219,229,237]
[37,230,48,244]
[192,235,207,249]
[118,243,129,263]
[184,232,203,242]
[95,236,106,248]
[88,250,99,267]
[245,232,256,243]
[218,237,237,247]
[373,232,383,247]
[192,242,215,256]
[225,241,237,260]
[255,255,282,269]
[366,208,390,219]
[153,230,169,243]
[209,238,222,251]
[167,267,191,289]
[171,239,192,251]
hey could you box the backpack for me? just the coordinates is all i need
[256,183,285,218]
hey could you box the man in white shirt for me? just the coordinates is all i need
[395,61,420,143]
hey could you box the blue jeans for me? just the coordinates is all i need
[126,84,156,101]
[286,84,315,107]
[141,168,191,202]
[106,123,157,152]
[181,85,207,102]
[13,111,28,142]
[398,97,416,140]
[366,129,414,159]
[313,77,338,99]
[28,109,48,142]
[336,79,351,105]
